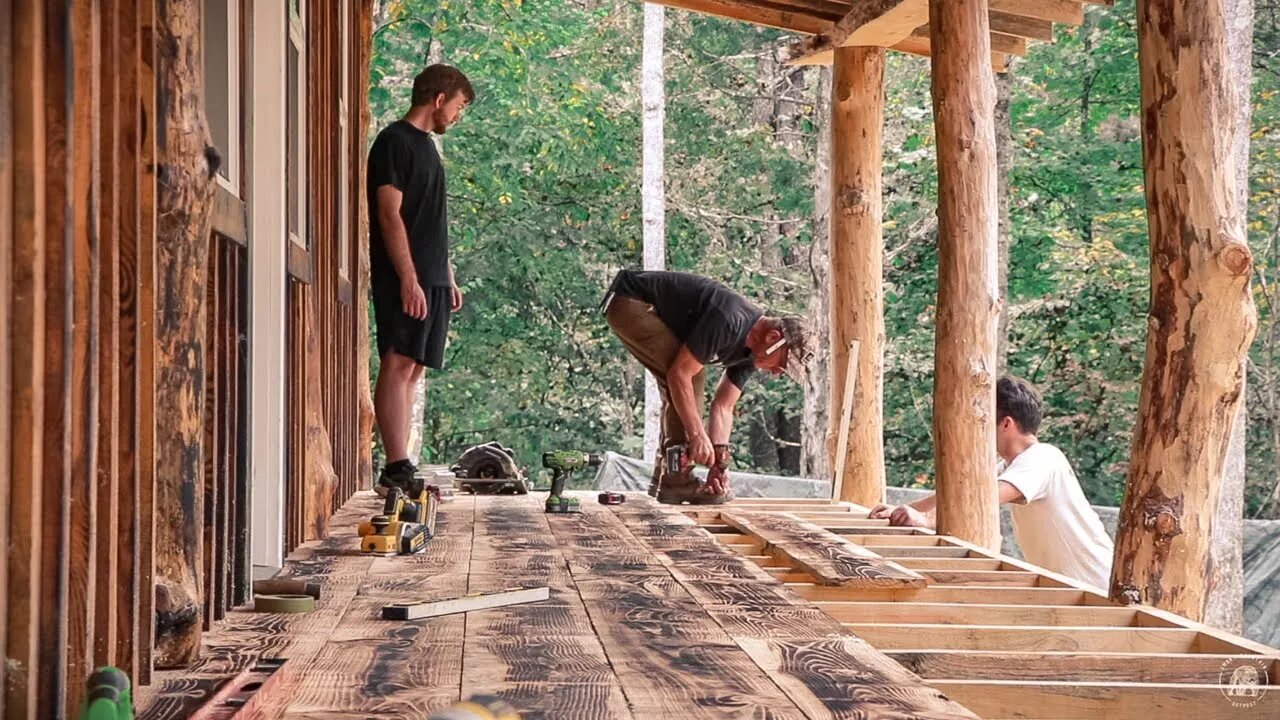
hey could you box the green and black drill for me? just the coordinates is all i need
[542,450,601,513]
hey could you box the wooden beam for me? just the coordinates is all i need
[7,2,48,715]
[912,25,1029,57]
[648,0,834,35]
[721,511,928,588]
[0,0,11,705]
[842,623,1203,652]
[788,583,1093,606]
[787,0,924,62]
[40,0,73,711]
[1110,0,1257,623]
[137,0,159,684]
[66,2,101,711]
[928,0,1001,551]
[891,650,1280,684]
[828,47,886,509]
[152,0,217,667]
[96,0,123,670]
[930,680,1280,719]
[817,601,1139,626]
[989,10,1055,40]
[989,0,1083,25]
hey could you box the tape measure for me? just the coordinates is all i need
[597,492,626,505]
[253,594,316,613]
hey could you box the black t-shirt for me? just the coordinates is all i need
[367,120,451,288]
[608,269,761,388]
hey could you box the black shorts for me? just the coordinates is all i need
[372,281,452,369]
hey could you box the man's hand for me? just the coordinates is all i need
[704,464,730,495]
[890,505,929,527]
[687,432,715,467]
[451,283,464,312]
[401,282,428,320]
[868,503,897,520]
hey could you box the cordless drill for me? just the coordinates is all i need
[542,450,601,513]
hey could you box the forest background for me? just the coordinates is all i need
[367,0,1280,519]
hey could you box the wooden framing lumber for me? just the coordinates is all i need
[647,0,833,35]
[842,624,1204,652]
[787,0,925,62]
[816,601,1140,626]
[788,583,1094,605]
[989,0,1082,25]
[721,511,928,588]
[7,3,48,716]
[890,650,1280,684]
[931,679,1280,718]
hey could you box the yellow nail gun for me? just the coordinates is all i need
[358,483,441,555]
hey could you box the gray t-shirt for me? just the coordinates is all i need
[607,269,760,388]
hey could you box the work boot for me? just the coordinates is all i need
[652,467,733,505]
[376,459,422,497]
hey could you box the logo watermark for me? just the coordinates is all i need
[1219,657,1270,708]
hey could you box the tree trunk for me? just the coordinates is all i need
[641,3,665,463]
[995,62,1014,377]
[1110,0,1258,621]
[802,66,832,480]
[828,46,886,508]
[152,0,217,668]
[929,0,1001,551]
[1204,0,1255,632]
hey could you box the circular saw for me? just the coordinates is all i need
[450,442,529,494]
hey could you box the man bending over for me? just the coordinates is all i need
[602,269,812,505]
[870,376,1114,590]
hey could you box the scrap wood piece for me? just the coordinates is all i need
[383,586,551,621]
[736,637,979,720]
[720,511,927,588]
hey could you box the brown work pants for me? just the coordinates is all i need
[605,294,726,503]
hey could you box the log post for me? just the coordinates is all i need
[1109,0,1257,621]
[928,0,1001,550]
[355,0,376,489]
[828,46,886,508]
[151,0,217,667]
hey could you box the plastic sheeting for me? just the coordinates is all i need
[593,454,1280,647]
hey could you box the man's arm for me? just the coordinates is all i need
[707,375,741,445]
[666,346,713,465]
[448,264,463,312]
[376,185,427,320]
[870,483,1023,528]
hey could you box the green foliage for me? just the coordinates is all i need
[369,0,1280,514]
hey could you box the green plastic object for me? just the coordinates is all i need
[80,667,134,720]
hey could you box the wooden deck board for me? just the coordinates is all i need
[137,492,1280,720]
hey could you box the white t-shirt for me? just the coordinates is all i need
[997,442,1114,590]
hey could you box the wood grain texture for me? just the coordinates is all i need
[137,0,160,683]
[40,2,73,711]
[829,46,887,508]
[151,0,217,668]
[721,511,926,588]
[931,679,1280,719]
[6,2,48,715]
[928,0,1002,552]
[737,637,978,719]
[890,650,1280,683]
[0,0,11,706]
[1111,0,1258,622]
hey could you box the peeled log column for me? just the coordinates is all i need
[1109,0,1257,621]
[152,0,217,667]
[828,46,886,508]
[928,0,1001,550]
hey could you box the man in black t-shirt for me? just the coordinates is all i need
[367,64,474,496]
[602,270,813,504]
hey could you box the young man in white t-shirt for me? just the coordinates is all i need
[868,377,1115,590]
